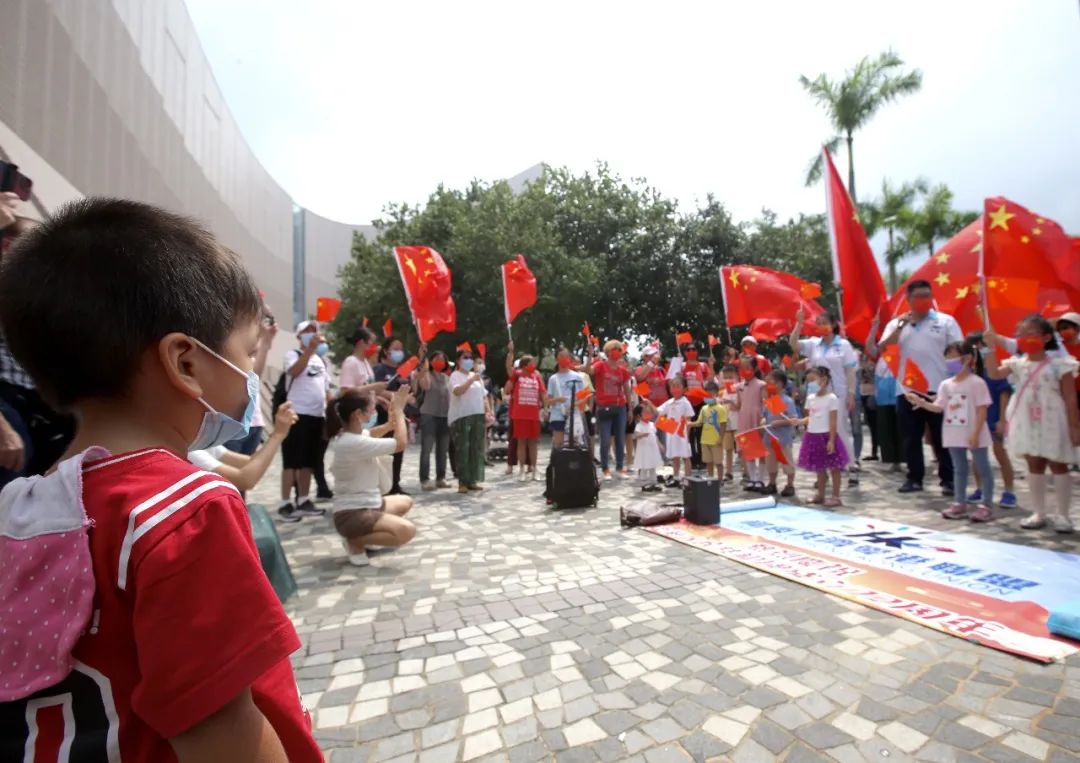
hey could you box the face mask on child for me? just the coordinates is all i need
[765,383,778,395]
[1018,336,1045,355]
[806,381,820,396]
[431,359,446,372]
[703,397,716,405]
[672,388,684,399]
[389,349,405,364]
[945,358,965,375]
[739,368,754,380]
[641,411,653,422]
[461,358,475,372]
[525,363,536,374]
[685,351,698,361]
[558,357,572,369]
[188,338,258,451]
[1060,326,1078,343]
[360,408,378,430]
[608,350,623,362]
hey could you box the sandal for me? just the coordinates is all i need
[808,496,825,505]
[823,497,842,508]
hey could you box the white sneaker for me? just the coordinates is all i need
[518,471,528,482]
[1049,515,1074,534]
[1020,514,1046,530]
[342,540,370,566]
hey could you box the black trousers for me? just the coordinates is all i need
[861,396,879,457]
[897,394,951,486]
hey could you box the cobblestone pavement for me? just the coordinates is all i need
[249,438,1080,763]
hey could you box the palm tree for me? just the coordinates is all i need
[901,184,977,260]
[863,178,928,291]
[800,50,923,203]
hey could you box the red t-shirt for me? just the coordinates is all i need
[1,449,321,762]
[592,361,631,406]
[682,362,707,391]
[641,366,669,406]
[510,370,546,420]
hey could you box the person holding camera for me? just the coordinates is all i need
[224,298,276,457]
[277,320,330,521]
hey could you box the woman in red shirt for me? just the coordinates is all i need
[681,341,709,469]
[505,343,551,481]
[634,345,670,407]
[589,339,633,479]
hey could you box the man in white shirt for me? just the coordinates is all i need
[278,320,331,521]
[878,279,963,495]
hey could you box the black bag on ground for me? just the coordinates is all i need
[620,500,682,528]
[545,380,599,509]
[683,477,720,525]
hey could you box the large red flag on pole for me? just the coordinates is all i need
[823,147,887,345]
[502,254,537,327]
[392,246,457,342]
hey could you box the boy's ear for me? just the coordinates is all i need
[158,333,205,400]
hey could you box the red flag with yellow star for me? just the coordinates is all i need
[980,198,1080,333]
[902,358,930,395]
[720,265,826,329]
[823,147,888,345]
[315,296,341,323]
[393,246,457,342]
[748,318,826,343]
[502,254,537,325]
[735,430,768,461]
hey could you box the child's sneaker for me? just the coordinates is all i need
[724,473,734,483]
[969,505,993,523]
[1049,515,1074,534]
[603,470,613,481]
[999,491,1018,508]
[1020,513,1046,530]
[966,489,983,504]
[342,540,370,567]
[941,503,969,520]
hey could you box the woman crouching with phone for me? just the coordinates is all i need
[330,386,416,566]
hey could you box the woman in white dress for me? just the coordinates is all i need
[632,410,664,490]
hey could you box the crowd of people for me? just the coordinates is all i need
[0,193,1077,758]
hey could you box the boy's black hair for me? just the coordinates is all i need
[906,279,933,294]
[0,198,260,409]
[768,369,789,387]
[704,380,720,393]
[943,341,966,357]
[721,364,738,374]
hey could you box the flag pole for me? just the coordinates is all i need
[501,262,515,344]
[979,202,991,332]
[822,148,850,339]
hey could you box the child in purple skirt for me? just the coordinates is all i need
[796,366,850,507]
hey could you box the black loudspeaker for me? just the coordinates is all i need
[683,477,720,525]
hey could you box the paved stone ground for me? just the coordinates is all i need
[249,437,1080,763]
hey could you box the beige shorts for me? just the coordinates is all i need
[702,444,725,464]
[333,502,385,538]
[721,431,736,452]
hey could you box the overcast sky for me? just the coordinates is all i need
[185,0,1080,270]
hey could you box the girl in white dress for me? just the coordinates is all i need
[655,378,695,486]
[985,317,1080,533]
[632,408,665,490]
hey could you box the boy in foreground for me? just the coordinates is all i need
[0,199,321,761]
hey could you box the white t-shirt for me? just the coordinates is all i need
[880,310,963,395]
[448,370,487,424]
[806,392,841,434]
[339,355,374,390]
[330,432,397,510]
[284,349,330,417]
[188,445,229,472]
[798,336,858,399]
[936,374,993,449]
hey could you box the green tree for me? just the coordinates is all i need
[900,184,978,260]
[800,50,923,202]
[862,178,927,291]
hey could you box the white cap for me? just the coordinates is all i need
[296,320,317,335]
[741,336,758,346]
[1056,312,1080,329]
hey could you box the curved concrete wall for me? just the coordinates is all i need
[0,0,371,332]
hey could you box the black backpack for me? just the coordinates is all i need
[271,372,291,419]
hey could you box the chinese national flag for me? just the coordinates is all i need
[396,356,420,378]
[383,319,393,338]
[457,341,472,353]
[685,387,709,405]
[502,254,537,325]
[676,331,693,346]
[748,317,827,343]
[880,344,900,378]
[582,321,591,338]
[476,343,487,360]
[764,395,786,415]
[781,354,793,368]
[902,358,930,394]
[980,198,1080,333]
[769,435,789,465]
[393,246,457,342]
[634,381,651,397]
[362,316,369,328]
[886,220,981,325]
[708,334,720,347]
[735,430,768,461]
[656,416,679,435]
[315,297,341,323]
[576,388,591,401]
[822,147,887,345]
[720,265,826,330]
